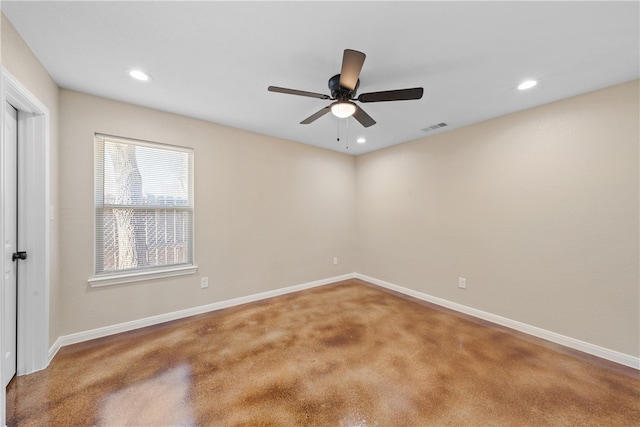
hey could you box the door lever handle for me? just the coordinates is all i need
[12,251,27,261]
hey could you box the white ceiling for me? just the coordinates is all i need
[3,1,639,155]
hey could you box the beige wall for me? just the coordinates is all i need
[58,89,356,336]
[1,13,61,346]
[356,80,639,357]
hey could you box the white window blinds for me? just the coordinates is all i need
[95,134,194,276]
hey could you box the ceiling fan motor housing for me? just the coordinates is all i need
[329,74,359,100]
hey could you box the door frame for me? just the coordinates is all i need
[0,67,50,425]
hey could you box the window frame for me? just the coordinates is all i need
[89,133,197,287]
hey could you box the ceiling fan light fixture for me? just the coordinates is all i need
[331,101,357,118]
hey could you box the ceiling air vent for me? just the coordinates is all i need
[421,122,448,132]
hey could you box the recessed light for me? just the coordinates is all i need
[518,80,537,90]
[128,69,151,82]
[357,137,366,144]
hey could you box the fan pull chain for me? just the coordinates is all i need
[335,118,349,150]
[345,118,349,150]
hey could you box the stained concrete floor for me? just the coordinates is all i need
[7,279,640,426]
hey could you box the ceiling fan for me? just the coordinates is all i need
[268,49,424,128]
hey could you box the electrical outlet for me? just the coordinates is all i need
[200,277,209,289]
[333,257,338,265]
[458,277,466,289]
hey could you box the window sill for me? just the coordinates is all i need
[88,265,199,288]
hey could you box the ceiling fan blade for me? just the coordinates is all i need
[352,105,376,128]
[268,86,330,100]
[300,106,331,124]
[358,87,424,103]
[339,49,366,91]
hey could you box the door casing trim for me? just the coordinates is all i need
[0,67,51,426]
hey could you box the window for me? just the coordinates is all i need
[91,134,195,285]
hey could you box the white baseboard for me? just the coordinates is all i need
[48,272,639,371]
[48,273,356,364]
[356,273,640,370]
